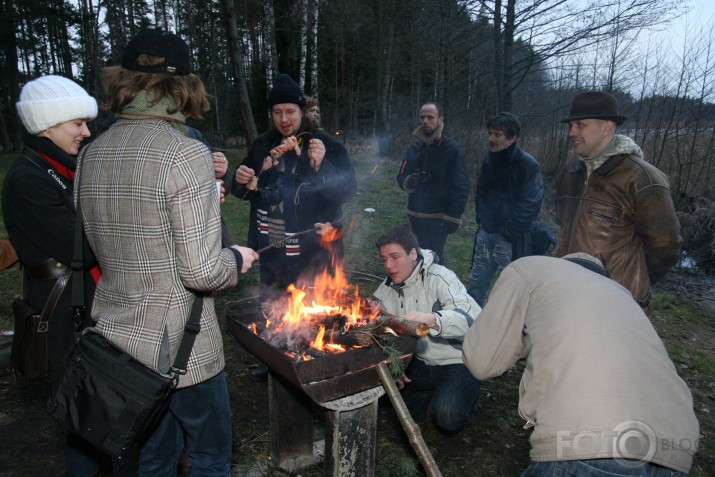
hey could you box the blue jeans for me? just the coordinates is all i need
[468,228,512,307]
[521,459,687,477]
[138,371,233,477]
[401,358,480,434]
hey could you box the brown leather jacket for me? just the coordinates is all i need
[557,134,681,312]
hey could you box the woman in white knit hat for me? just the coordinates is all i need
[1,75,106,476]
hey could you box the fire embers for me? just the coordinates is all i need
[249,275,383,360]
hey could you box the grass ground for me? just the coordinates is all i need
[0,145,713,476]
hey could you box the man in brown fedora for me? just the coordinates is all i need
[556,91,681,315]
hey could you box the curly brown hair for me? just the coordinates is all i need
[101,54,209,120]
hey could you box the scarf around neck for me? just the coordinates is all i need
[413,122,444,145]
[23,132,77,174]
[116,90,189,136]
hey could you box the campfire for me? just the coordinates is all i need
[248,226,426,361]
[227,225,434,476]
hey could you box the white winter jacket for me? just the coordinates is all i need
[373,249,480,366]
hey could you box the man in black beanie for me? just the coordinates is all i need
[233,74,357,340]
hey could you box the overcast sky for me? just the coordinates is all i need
[653,0,715,56]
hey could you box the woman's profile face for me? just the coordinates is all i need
[42,119,91,156]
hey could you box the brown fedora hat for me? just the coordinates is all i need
[561,91,627,125]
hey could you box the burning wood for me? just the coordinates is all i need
[374,315,429,338]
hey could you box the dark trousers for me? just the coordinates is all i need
[408,216,447,263]
[401,358,480,434]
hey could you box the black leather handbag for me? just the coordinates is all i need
[45,187,204,458]
[11,297,47,380]
[11,263,70,380]
[46,298,202,457]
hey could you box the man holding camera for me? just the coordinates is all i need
[397,102,469,263]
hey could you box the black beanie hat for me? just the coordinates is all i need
[122,29,192,76]
[267,74,306,108]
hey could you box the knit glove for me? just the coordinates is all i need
[404,173,420,192]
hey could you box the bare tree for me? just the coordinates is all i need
[309,0,320,97]
[470,0,686,111]
[299,0,308,90]
[0,0,21,150]
[263,0,278,89]
[221,0,257,145]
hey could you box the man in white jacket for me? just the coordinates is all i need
[373,224,481,434]
[462,253,699,476]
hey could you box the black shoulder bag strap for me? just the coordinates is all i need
[72,166,203,379]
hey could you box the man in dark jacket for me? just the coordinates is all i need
[468,112,543,306]
[557,91,681,315]
[397,102,469,263]
[234,74,357,301]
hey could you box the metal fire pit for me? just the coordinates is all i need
[227,310,417,476]
[228,311,416,403]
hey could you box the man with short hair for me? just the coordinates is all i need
[557,91,681,314]
[373,224,480,435]
[468,112,543,306]
[462,253,699,476]
[397,102,469,262]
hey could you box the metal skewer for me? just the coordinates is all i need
[256,227,318,254]
[255,215,344,255]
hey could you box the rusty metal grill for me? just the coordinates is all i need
[228,311,416,404]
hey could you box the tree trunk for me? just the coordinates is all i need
[299,0,308,90]
[263,0,278,88]
[309,0,320,96]
[501,0,515,111]
[2,0,21,150]
[374,0,395,156]
[221,0,258,145]
[493,0,503,110]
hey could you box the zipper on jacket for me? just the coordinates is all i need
[518,372,535,429]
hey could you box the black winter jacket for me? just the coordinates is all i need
[475,144,543,242]
[397,135,469,223]
[2,133,97,382]
[233,127,357,251]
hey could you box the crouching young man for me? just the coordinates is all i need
[373,224,481,434]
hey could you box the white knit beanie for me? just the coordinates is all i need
[16,75,98,134]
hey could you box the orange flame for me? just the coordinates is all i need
[318,227,343,249]
[260,221,381,360]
